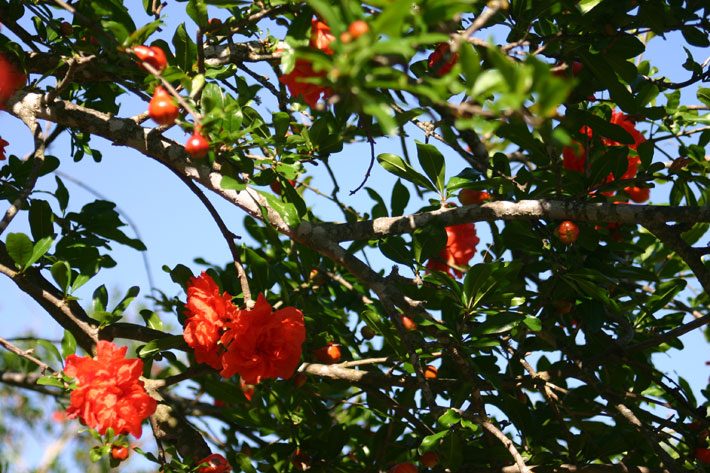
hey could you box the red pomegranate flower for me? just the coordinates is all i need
[0,137,8,160]
[428,43,459,77]
[183,272,238,370]
[562,111,645,190]
[280,18,335,107]
[280,59,331,108]
[426,223,479,278]
[309,19,335,55]
[63,341,157,438]
[219,293,306,384]
[0,53,27,108]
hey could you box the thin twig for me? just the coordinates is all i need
[169,169,253,307]
[649,125,710,143]
[45,55,95,103]
[462,1,505,38]
[480,420,532,473]
[0,337,53,373]
[139,60,202,123]
[0,120,46,238]
[349,136,377,195]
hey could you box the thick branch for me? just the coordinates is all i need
[0,371,61,396]
[203,42,282,67]
[462,465,668,473]
[8,92,290,234]
[99,322,173,344]
[0,243,98,352]
[480,421,531,473]
[303,201,710,242]
[0,336,52,373]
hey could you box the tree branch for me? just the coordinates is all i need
[644,223,710,294]
[8,92,291,234]
[0,336,53,373]
[0,244,98,353]
[304,201,710,242]
[480,421,532,473]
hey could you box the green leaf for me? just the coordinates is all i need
[581,53,636,112]
[141,309,164,331]
[61,330,77,358]
[371,0,413,36]
[112,286,140,316]
[378,237,413,265]
[459,42,481,86]
[363,101,398,135]
[578,0,602,13]
[523,316,542,331]
[125,19,163,46]
[26,237,53,270]
[29,199,54,240]
[415,141,446,193]
[413,225,447,263]
[6,233,33,270]
[220,175,246,191]
[474,312,522,335]
[37,375,64,388]
[306,0,342,33]
[421,429,449,449]
[166,263,194,289]
[54,176,69,212]
[682,26,710,47]
[697,88,710,108]
[50,261,71,293]
[172,23,197,71]
[36,339,63,366]
[273,112,290,139]
[92,284,108,314]
[463,263,496,309]
[377,153,434,191]
[138,335,187,358]
[437,409,461,428]
[201,82,224,111]
[259,191,301,227]
[186,0,208,27]
[391,179,410,216]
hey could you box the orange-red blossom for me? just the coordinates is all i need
[63,341,157,438]
[183,272,306,385]
[426,222,480,278]
[0,53,26,108]
[562,111,645,195]
[280,19,335,107]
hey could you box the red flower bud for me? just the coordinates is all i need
[458,189,491,205]
[555,221,579,245]
[624,186,650,203]
[111,445,129,461]
[185,131,210,159]
[420,451,439,468]
[148,86,179,126]
[132,45,168,73]
[390,463,418,473]
[314,342,342,364]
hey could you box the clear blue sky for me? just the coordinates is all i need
[1,3,708,471]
